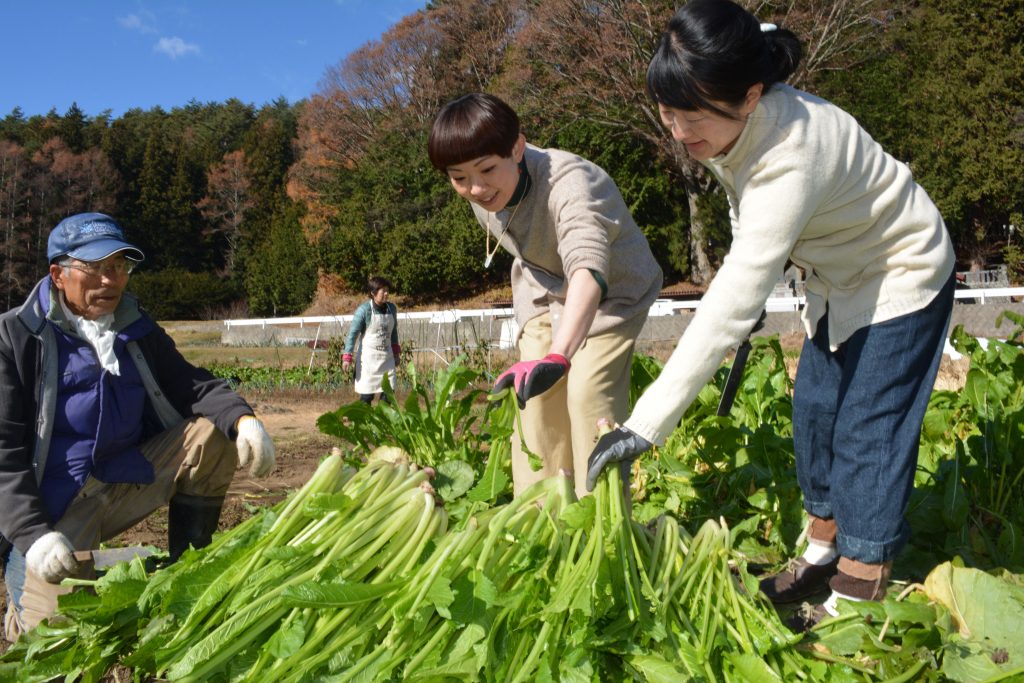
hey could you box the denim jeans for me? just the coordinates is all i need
[793,275,954,564]
[4,548,27,617]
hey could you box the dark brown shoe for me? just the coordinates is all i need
[785,602,831,633]
[829,565,890,601]
[759,557,839,604]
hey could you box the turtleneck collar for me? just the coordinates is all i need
[506,159,532,207]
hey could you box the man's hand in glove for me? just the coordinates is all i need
[586,426,654,491]
[26,531,78,583]
[392,343,402,366]
[493,353,570,409]
[236,416,276,477]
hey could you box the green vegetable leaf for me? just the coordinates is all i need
[467,438,510,504]
[435,459,475,501]
[280,580,400,608]
[882,598,938,627]
[450,570,496,625]
[561,496,596,530]
[940,637,1004,682]
[264,618,306,659]
[628,653,690,682]
[924,561,1024,666]
[727,652,783,681]
[425,575,455,618]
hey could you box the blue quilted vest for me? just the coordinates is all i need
[38,287,156,522]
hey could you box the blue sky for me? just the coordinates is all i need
[0,1,427,118]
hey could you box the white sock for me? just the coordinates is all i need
[801,539,837,566]
[823,589,862,617]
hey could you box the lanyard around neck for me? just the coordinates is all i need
[484,161,531,269]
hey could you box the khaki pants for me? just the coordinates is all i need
[512,313,644,499]
[4,417,237,641]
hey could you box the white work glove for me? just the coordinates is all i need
[235,416,276,477]
[25,531,79,584]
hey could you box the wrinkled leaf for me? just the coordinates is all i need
[264,618,305,659]
[628,653,691,682]
[727,652,783,681]
[561,496,596,530]
[435,459,475,501]
[280,580,400,608]
[924,561,1024,674]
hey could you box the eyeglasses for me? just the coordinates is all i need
[61,259,137,277]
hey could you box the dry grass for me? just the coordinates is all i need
[178,345,317,368]
[935,356,970,391]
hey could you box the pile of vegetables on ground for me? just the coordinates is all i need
[4,319,1024,681]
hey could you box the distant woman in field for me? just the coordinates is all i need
[342,276,400,404]
[428,93,662,499]
[586,0,955,627]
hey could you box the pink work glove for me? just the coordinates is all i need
[392,343,401,365]
[493,353,570,409]
[342,352,354,372]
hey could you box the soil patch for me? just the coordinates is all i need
[110,390,344,548]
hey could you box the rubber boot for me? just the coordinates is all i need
[168,493,224,561]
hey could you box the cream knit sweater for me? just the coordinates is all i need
[626,84,955,445]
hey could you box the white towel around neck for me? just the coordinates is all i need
[59,295,121,375]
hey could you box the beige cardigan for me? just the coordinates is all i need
[471,144,662,340]
[626,84,955,445]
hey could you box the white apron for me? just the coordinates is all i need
[354,304,397,395]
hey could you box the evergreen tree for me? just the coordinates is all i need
[818,0,1024,270]
[236,101,297,279]
[166,137,205,270]
[246,201,317,316]
[136,123,175,268]
[59,103,88,154]
[0,108,27,145]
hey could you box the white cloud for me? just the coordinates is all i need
[117,12,157,34]
[154,36,201,59]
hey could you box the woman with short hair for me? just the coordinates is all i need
[342,275,401,404]
[429,93,663,499]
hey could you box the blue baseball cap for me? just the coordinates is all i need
[47,213,145,263]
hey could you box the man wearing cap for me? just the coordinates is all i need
[0,212,276,640]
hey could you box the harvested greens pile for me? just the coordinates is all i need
[7,325,1024,681]
[3,445,819,682]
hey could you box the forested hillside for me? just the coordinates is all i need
[1,0,1021,319]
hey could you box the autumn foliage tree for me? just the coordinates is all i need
[197,150,253,275]
[3,0,1023,317]
[0,100,305,316]
[503,0,896,283]
[0,140,32,309]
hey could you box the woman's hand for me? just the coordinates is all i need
[493,353,570,408]
[586,426,653,491]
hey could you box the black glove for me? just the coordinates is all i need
[585,426,653,492]
[492,353,570,409]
